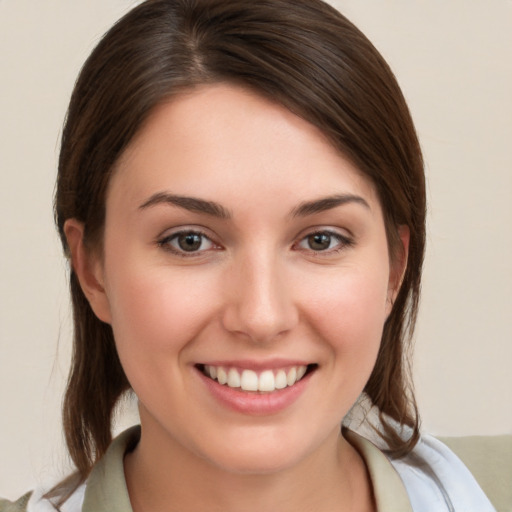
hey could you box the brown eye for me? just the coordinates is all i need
[307,233,332,251]
[177,233,203,252]
[159,230,216,255]
[296,230,353,254]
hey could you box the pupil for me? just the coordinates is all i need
[178,233,202,251]
[309,233,330,250]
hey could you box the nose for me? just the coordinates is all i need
[221,251,299,343]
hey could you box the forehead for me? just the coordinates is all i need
[109,83,379,213]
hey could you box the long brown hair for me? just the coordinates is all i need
[54,0,425,497]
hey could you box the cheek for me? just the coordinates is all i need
[301,265,389,361]
[103,260,221,371]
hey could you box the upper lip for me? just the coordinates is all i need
[196,359,314,371]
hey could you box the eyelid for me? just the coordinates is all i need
[293,227,354,254]
[157,226,222,257]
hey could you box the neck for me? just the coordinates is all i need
[124,423,374,512]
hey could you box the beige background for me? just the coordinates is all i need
[1,0,511,499]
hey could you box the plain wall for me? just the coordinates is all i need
[1,0,510,499]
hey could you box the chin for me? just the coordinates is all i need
[210,448,302,475]
[194,426,330,476]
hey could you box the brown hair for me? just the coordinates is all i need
[54,0,425,497]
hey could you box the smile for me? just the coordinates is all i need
[199,364,312,393]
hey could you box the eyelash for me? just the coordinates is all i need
[157,229,354,258]
[157,229,219,257]
[294,230,354,255]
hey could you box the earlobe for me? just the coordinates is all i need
[387,225,410,313]
[64,219,112,324]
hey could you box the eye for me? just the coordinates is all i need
[296,230,353,253]
[158,230,217,255]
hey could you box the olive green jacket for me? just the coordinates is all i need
[1,430,510,511]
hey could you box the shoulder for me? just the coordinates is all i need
[391,433,511,512]
[1,427,138,512]
[439,434,512,512]
[0,493,31,512]
[1,484,86,512]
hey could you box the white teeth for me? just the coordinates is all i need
[275,369,288,389]
[227,368,241,388]
[258,370,275,392]
[217,367,228,385]
[203,365,309,392]
[240,369,259,391]
[286,367,297,386]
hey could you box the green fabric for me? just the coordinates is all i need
[440,435,512,512]
[0,492,32,512]
[3,432,510,511]
[81,427,137,512]
[345,430,413,511]
[79,427,414,512]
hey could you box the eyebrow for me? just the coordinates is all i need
[139,192,231,219]
[139,192,369,219]
[291,194,370,217]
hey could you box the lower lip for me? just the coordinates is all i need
[197,368,313,415]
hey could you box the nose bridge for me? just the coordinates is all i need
[222,246,298,342]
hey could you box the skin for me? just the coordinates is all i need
[66,83,408,512]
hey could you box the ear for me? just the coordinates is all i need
[386,225,410,314]
[64,219,112,324]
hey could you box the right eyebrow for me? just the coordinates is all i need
[138,192,231,219]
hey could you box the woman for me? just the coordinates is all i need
[1,1,506,511]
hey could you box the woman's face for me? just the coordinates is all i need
[76,83,405,474]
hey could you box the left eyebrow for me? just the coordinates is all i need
[290,194,370,217]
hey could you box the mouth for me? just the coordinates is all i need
[196,363,317,393]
